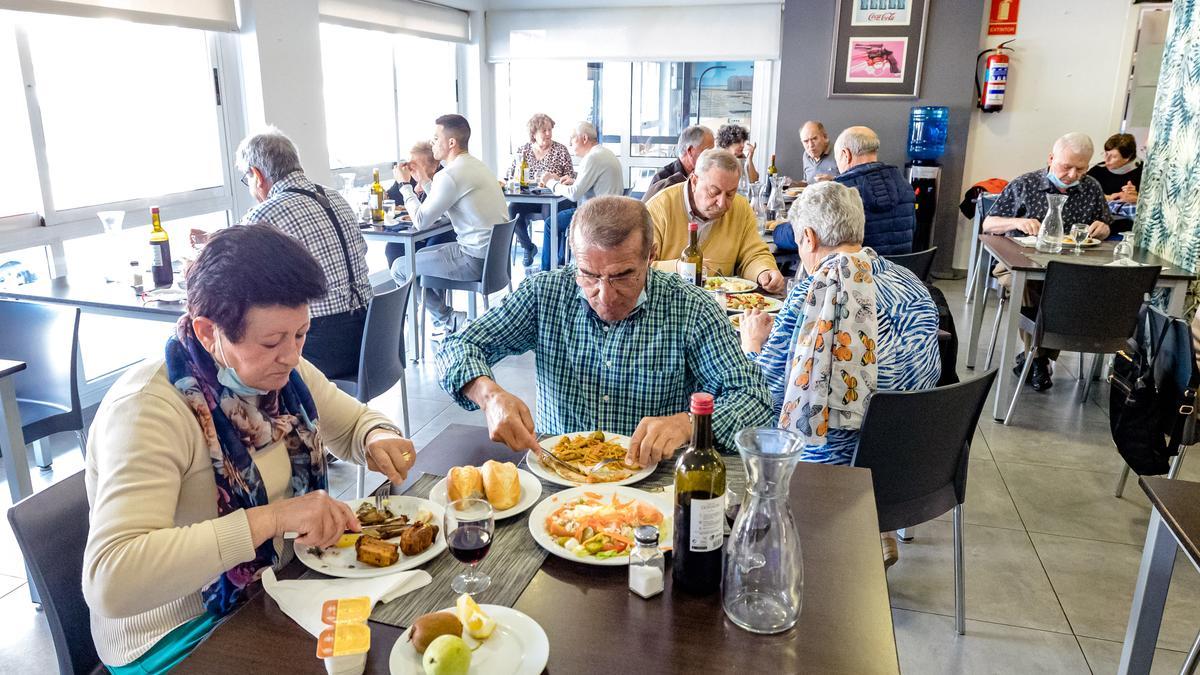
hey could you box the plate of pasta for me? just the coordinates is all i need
[526,431,656,487]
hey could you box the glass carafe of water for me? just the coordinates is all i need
[748,182,767,234]
[1035,193,1066,254]
[767,175,785,220]
[722,427,804,634]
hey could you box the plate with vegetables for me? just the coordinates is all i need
[295,497,445,578]
[527,484,672,566]
[703,276,757,293]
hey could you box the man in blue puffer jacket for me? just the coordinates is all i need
[775,126,916,257]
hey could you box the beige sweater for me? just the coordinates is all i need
[83,357,390,666]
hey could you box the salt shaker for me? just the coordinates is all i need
[628,525,665,599]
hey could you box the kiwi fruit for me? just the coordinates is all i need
[408,611,463,653]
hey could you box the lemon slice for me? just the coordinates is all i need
[335,533,360,548]
[455,593,496,640]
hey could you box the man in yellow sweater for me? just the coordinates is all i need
[646,148,786,293]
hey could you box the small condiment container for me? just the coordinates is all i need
[629,525,665,599]
[317,597,370,675]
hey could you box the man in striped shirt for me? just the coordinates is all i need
[437,195,774,466]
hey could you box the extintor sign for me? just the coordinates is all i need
[988,0,1019,36]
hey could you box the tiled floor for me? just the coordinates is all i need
[1,276,1198,674]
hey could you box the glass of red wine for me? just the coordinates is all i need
[445,498,495,594]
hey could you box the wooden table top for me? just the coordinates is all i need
[178,424,898,674]
[1140,476,1200,565]
[978,234,1196,280]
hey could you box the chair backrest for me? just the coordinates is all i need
[7,471,99,674]
[1036,261,1161,354]
[0,300,81,417]
[479,216,519,295]
[353,276,414,403]
[851,369,998,532]
[975,192,1000,230]
[885,247,937,282]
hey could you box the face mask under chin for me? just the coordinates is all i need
[214,330,270,396]
[1046,170,1079,191]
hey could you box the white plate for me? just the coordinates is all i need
[388,604,549,675]
[723,294,783,314]
[703,276,757,293]
[527,484,672,567]
[294,497,445,578]
[526,433,656,488]
[428,469,542,521]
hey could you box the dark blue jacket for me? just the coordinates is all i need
[835,161,916,255]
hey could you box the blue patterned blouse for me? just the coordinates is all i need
[755,253,942,465]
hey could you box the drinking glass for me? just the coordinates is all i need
[382,199,396,224]
[445,498,494,594]
[1113,233,1135,262]
[1070,224,1089,256]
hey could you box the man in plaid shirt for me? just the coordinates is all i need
[437,195,774,465]
[237,128,372,380]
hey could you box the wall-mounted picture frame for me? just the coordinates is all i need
[829,0,930,98]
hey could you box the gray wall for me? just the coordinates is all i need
[775,0,986,274]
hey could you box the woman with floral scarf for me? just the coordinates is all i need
[83,224,416,673]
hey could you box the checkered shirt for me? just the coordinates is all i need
[241,171,372,318]
[437,267,776,453]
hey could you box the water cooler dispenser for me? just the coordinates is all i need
[905,106,948,253]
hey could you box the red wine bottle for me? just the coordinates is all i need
[672,392,727,594]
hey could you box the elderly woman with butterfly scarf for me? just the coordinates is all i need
[740,181,941,564]
[82,224,417,673]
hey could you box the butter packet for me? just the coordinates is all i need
[316,597,371,658]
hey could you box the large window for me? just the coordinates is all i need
[0,19,40,218]
[320,23,458,170]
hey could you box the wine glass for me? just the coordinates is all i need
[1070,224,1089,256]
[445,498,494,594]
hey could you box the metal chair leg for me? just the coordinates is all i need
[1004,347,1035,425]
[466,292,477,320]
[985,294,1007,370]
[1114,465,1132,497]
[355,466,366,499]
[953,504,966,636]
[31,439,51,470]
[398,367,411,438]
[1182,626,1200,675]
[897,527,914,543]
[1168,445,1189,479]
[1080,353,1095,404]
[482,293,489,311]
[74,429,88,458]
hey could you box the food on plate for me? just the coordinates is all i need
[447,466,485,502]
[726,293,773,311]
[544,492,664,559]
[408,611,463,654]
[456,593,496,640]
[703,276,756,293]
[1062,235,1099,245]
[543,433,639,483]
[355,534,400,567]
[480,460,520,509]
[335,533,361,548]
[422,634,471,675]
[729,314,742,331]
[399,521,439,556]
[355,501,394,525]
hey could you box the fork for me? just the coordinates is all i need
[373,480,391,510]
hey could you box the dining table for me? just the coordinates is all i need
[502,189,570,268]
[964,235,1196,421]
[177,423,899,674]
[0,274,186,323]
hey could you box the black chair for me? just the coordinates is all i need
[851,369,998,636]
[0,300,84,469]
[333,277,414,498]
[421,216,519,331]
[1005,261,1161,424]
[885,247,937,282]
[1113,306,1199,497]
[7,471,100,674]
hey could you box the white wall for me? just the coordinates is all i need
[953,0,1139,266]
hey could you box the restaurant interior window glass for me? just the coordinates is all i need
[0,19,39,218]
[24,14,224,209]
[393,34,457,155]
[500,61,599,167]
[631,60,753,158]
[321,23,398,169]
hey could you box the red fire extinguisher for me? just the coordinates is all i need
[976,40,1015,113]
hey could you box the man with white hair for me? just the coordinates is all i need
[800,120,840,183]
[437,195,774,465]
[538,121,623,270]
[984,132,1112,391]
[237,127,372,380]
[642,125,715,202]
[645,148,785,293]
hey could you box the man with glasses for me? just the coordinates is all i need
[436,195,774,466]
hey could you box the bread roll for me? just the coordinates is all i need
[447,466,484,502]
[481,460,521,510]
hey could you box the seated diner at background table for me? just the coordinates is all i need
[503,112,576,267]
[983,131,1113,392]
[82,224,416,673]
[391,113,510,335]
[716,123,759,184]
[739,181,941,567]
[775,126,915,257]
[800,119,840,183]
[537,120,624,271]
[646,148,786,294]
[237,127,373,381]
[384,141,457,269]
[436,195,775,467]
[641,124,715,202]
[1087,132,1142,234]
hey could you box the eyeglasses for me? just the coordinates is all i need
[239,170,252,187]
[575,267,646,290]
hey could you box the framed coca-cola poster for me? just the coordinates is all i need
[830,0,930,98]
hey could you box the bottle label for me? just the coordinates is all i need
[689,495,724,552]
[677,261,697,282]
[151,243,164,267]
